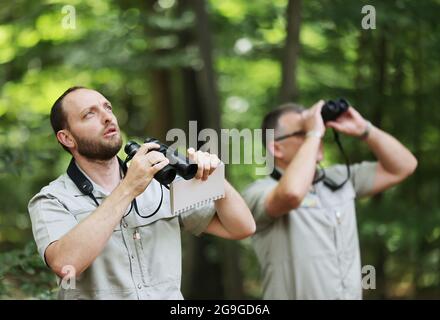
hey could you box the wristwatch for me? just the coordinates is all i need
[359,120,372,140]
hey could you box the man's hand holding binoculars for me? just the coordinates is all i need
[302,100,326,138]
[325,106,371,139]
[122,142,170,198]
[301,99,371,140]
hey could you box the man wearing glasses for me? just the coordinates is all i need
[28,86,255,299]
[242,100,417,299]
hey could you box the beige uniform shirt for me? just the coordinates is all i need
[28,166,216,300]
[243,162,377,300]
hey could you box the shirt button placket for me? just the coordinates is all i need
[335,210,341,225]
[121,222,141,299]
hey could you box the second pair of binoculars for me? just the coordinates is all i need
[124,138,198,186]
[321,98,350,122]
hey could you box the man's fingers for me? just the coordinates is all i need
[150,158,169,174]
[195,151,204,179]
[145,151,166,166]
[311,100,325,113]
[135,142,160,158]
[209,155,220,175]
[302,100,324,120]
[347,106,360,118]
[187,147,197,162]
[195,150,209,180]
[316,101,325,113]
[326,121,344,131]
[202,152,211,181]
[312,101,325,117]
[190,150,220,180]
[144,142,161,153]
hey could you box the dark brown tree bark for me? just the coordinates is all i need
[189,0,221,132]
[354,31,370,104]
[148,69,174,140]
[371,30,389,298]
[179,0,241,299]
[373,32,388,129]
[141,0,175,140]
[279,0,302,103]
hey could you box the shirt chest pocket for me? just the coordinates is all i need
[319,183,356,208]
[297,185,356,227]
[70,199,124,232]
[69,182,177,231]
[318,184,358,242]
[70,197,97,223]
[69,194,99,214]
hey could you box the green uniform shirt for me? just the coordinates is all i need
[243,161,377,300]
[28,165,216,300]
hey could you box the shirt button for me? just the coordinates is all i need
[137,284,142,289]
[335,211,341,224]
[131,255,134,260]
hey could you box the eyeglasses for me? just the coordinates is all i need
[274,130,307,142]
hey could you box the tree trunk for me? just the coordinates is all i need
[354,31,370,105]
[279,0,302,103]
[371,31,388,297]
[190,0,221,132]
[139,0,175,140]
[373,32,387,129]
[148,69,174,140]
[180,0,244,299]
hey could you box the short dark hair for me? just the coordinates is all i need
[50,86,86,152]
[261,103,304,147]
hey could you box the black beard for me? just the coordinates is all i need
[73,132,122,161]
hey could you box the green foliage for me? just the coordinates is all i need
[0,242,57,299]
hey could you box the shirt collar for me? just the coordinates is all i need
[74,161,111,197]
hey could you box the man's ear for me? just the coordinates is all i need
[56,129,75,150]
[267,141,282,159]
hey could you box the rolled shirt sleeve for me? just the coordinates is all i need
[349,161,377,197]
[28,193,78,262]
[326,161,377,198]
[178,202,216,236]
[242,179,277,232]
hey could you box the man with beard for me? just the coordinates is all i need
[28,86,255,299]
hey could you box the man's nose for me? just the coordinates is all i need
[101,109,112,124]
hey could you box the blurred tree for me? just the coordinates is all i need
[279,0,302,103]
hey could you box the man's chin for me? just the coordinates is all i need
[77,142,122,161]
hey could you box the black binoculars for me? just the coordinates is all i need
[321,98,349,122]
[124,138,198,185]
